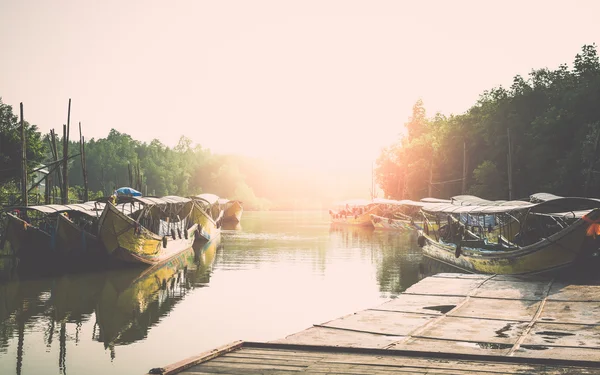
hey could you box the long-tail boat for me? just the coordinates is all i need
[370,199,428,231]
[190,193,224,243]
[416,197,600,275]
[329,199,380,226]
[55,202,105,260]
[219,198,243,223]
[1,202,105,263]
[97,196,198,266]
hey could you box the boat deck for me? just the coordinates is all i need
[147,273,600,374]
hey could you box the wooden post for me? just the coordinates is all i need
[428,155,433,197]
[62,124,68,204]
[463,140,468,194]
[45,172,52,204]
[20,103,28,206]
[507,128,513,200]
[128,162,133,187]
[584,127,600,195]
[79,122,89,202]
[50,130,63,202]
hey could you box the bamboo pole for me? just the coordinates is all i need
[507,128,513,200]
[461,140,467,194]
[79,122,89,202]
[128,162,133,187]
[50,130,62,202]
[428,156,433,197]
[20,103,28,206]
[62,124,68,204]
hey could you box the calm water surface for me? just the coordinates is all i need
[0,211,452,375]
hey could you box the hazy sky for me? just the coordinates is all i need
[1,0,599,171]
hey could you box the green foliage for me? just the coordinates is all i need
[0,98,46,185]
[376,44,600,200]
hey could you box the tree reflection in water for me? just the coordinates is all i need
[0,238,221,374]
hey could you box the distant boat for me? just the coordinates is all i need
[370,199,429,231]
[416,197,600,275]
[191,194,224,243]
[329,199,379,226]
[219,198,243,224]
[97,196,198,266]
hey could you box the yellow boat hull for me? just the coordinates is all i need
[190,202,220,243]
[97,203,197,266]
[330,205,379,227]
[418,209,600,275]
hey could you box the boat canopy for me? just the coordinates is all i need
[7,201,105,217]
[450,195,531,207]
[128,196,191,206]
[194,193,220,205]
[423,197,600,215]
[374,198,429,208]
[420,197,452,203]
[217,198,230,205]
[530,192,563,203]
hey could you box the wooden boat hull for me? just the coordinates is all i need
[190,202,220,243]
[2,213,52,261]
[371,214,423,231]
[55,213,105,261]
[418,209,600,275]
[330,205,379,226]
[223,201,243,223]
[98,203,198,266]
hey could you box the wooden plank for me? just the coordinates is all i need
[448,298,541,322]
[470,279,550,300]
[225,351,324,362]
[318,309,436,336]
[245,341,600,368]
[374,294,464,316]
[235,347,326,359]
[521,322,600,349]
[540,301,600,325]
[403,277,484,297]
[514,345,600,362]
[273,326,404,348]
[389,337,513,357]
[413,316,529,344]
[317,352,571,373]
[207,356,313,367]
[547,283,600,302]
[431,273,489,280]
[146,341,244,375]
[193,361,306,372]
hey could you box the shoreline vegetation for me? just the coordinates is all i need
[2,45,599,210]
[375,44,600,202]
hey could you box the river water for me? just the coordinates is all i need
[0,211,453,375]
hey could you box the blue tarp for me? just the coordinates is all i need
[116,187,142,197]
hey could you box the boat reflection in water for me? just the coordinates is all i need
[221,221,242,231]
[0,237,220,373]
[329,223,425,295]
[95,238,219,356]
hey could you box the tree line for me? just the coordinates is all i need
[376,44,600,201]
[0,108,270,209]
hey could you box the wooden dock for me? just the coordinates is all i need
[146,273,600,374]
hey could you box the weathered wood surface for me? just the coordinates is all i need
[152,273,600,374]
[276,273,600,361]
[159,343,600,374]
